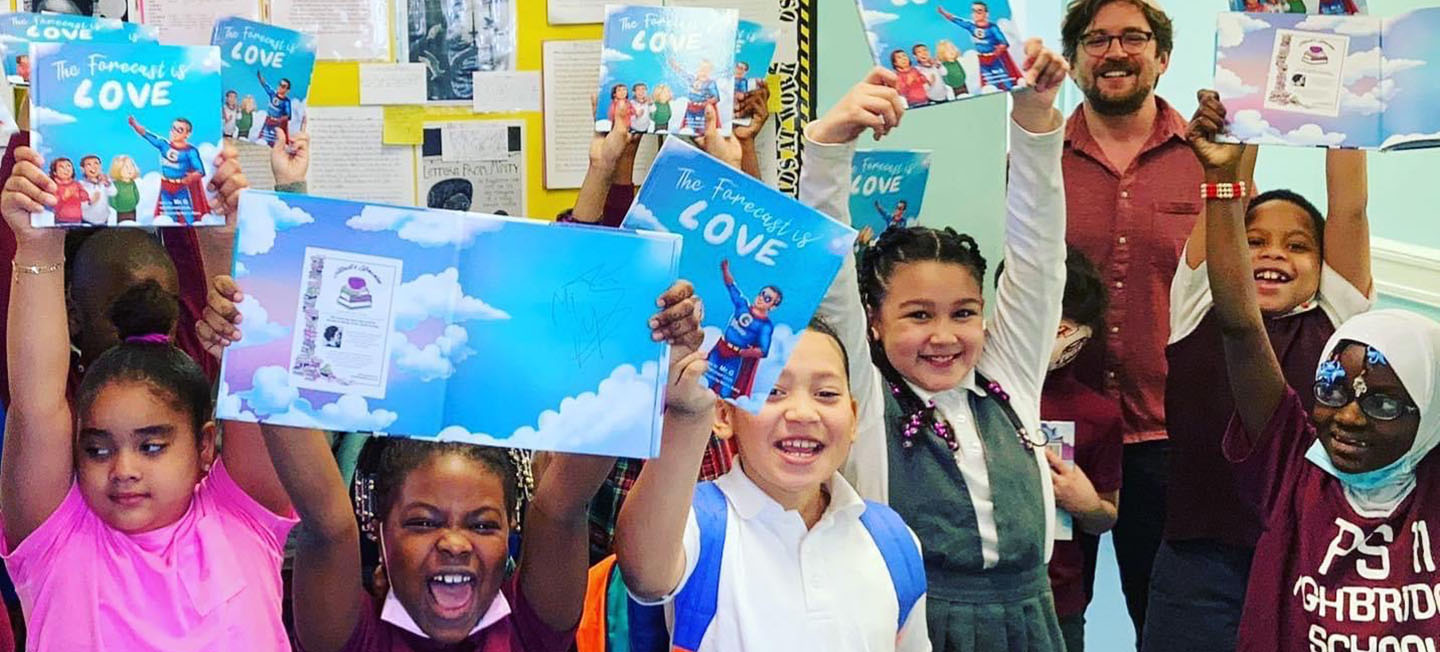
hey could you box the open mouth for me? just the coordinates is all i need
[1254,268,1293,292]
[1326,430,1370,459]
[427,572,477,619]
[919,352,960,371]
[774,437,826,464]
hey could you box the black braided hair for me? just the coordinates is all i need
[857,226,988,450]
[352,437,520,540]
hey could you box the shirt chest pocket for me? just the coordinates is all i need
[1148,200,1201,269]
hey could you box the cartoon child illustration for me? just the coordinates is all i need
[630,82,655,133]
[128,115,210,224]
[223,90,240,139]
[238,95,258,139]
[1318,0,1359,14]
[708,259,781,399]
[49,157,85,225]
[257,71,293,146]
[652,83,674,134]
[15,54,29,84]
[876,199,910,231]
[912,43,952,103]
[78,155,116,226]
[108,155,140,223]
[607,83,629,125]
[936,39,970,97]
[890,50,930,108]
[733,60,751,104]
[669,58,719,136]
[1243,0,1264,10]
[937,1,1022,91]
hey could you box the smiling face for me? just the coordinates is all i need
[891,50,913,70]
[381,453,510,644]
[752,287,782,319]
[633,83,649,102]
[971,2,990,24]
[873,260,986,393]
[1072,2,1168,117]
[169,120,192,146]
[76,380,213,533]
[53,159,74,182]
[718,330,857,506]
[1246,200,1322,316]
[277,79,291,98]
[913,45,933,65]
[225,91,237,108]
[81,157,101,180]
[1315,344,1420,474]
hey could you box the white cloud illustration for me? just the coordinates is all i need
[345,205,504,248]
[231,294,289,348]
[393,268,510,330]
[1216,13,1271,49]
[1213,65,1258,99]
[391,325,475,382]
[237,190,314,255]
[625,202,669,232]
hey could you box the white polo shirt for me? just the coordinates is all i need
[635,466,931,652]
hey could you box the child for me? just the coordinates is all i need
[108,155,140,222]
[1143,92,1374,652]
[615,316,929,651]
[0,146,292,650]
[223,90,240,139]
[48,157,84,224]
[804,49,1070,650]
[936,39,969,97]
[652,84,674,135]
[238,95,258,140]
[890,50,930,108]
[78,154,115,226]
[607,83,629,126]
[911,44,952,104]
[1192,96,1440,652]
[630,82,655,134]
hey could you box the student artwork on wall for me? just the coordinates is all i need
[1213,10,1440,151]
[217,191,683,458]
[24,0,136,24]
[732,19,778,127]
[1229,0,1365,15]
[849,150,931,250]
[1043,421,1076,541]
[29,41,224,227]
[854,0,1027,108]
[399,0,515,102]
[0,13,157,86]
[624,139,857,413]
[212,17,316,146]
[596,5,738,136]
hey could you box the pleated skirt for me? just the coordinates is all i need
[926,564,1066,652]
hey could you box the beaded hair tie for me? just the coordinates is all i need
[891,382,958,451]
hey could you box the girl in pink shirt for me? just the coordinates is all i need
[0,145,295,651]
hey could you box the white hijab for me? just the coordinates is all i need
[1304,309,1440,516]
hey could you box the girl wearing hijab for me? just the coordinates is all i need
[1196,101,1440,651]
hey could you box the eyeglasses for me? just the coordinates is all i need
[1080,31,1154,56]
[1313,379,1420,421]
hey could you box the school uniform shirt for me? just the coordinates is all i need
[0,460,297,651]
[1062,97,1205,444]
[1041,367,1124,617]
[634,467,930,652]
[1224,388,1440,651]
[331,575,574,652]
[1164,251,1373,548]
[802,116,1066,562]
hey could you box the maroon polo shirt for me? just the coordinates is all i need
[1063,98,1205,444]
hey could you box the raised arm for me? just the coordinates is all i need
[1182,131,1256,270]
[575,96,640,224]
[1189,91,1286,435]
[733,85,771,180]
[0,146,77,547]
[1322,149,1370,295]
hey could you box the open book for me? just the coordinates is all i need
[217,191,683,458]
[855,0,1029,109]
[1228,0,1365,15]
[1213,10,1440,151]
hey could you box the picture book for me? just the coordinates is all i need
[849,150,932,250]
[217,191,683,459]
[623,138,857,413]
[1213,10,1440,151]
[1042,420,1076,541]
[1228,0,1365,15]
[212,17,316,147]
[855,0,1027,109]
[0,12,157,86]
[29,41,224,228]
[732,19,778,127]
[596,5,738,137]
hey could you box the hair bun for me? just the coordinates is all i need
[109,280,180,343]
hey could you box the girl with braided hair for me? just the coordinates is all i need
[800,49,1071,651]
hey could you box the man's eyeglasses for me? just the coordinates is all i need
[1314,379,1420,421]
[1080,31,1154,56]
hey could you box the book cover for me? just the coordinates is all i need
[1228,0,1365,15]
[1042,420,1076,542]
[596,4,738,136]
[849,150,932,249]
[624,138,857,413]
[1213,10,1440,151]
[29,41,224,228]
[0,13,157,86]
[217,191,682,459]
[855,0,1027,109]
[732,19,778,127]
[212,17,316,146]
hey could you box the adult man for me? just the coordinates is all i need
[708,258,780,399]
[128,115,210,224]
[1058,0,1201,647]
[257,72,294,146]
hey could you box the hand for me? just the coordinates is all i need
[127,115,139,131]
[272,128,310,187]
[0,147,60,246]
[694,105,742,169]
[937,5,954,20]
[1187,90,1246,176]
[1047,449,1103,516]
[197,275,243,359]
[664,347,715,417]
[733,85,771,143]
[589,92,641,170]
[208,141,249,221]
[807,68,905,145]
[650,280,703,349]
[720,259,731,276]
[1011,39,1067,133]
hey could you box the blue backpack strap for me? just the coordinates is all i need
[859,500,927,631]
[668,481,729,651]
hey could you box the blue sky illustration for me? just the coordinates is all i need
[212,17,316,142]
[1376,8,1440,147]
[735,20,779,83]
[849,150,932,239]
[596,5,737,133]
[219,192,681,458]
[0,13,154,82]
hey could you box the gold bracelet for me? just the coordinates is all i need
[12,260,63,275]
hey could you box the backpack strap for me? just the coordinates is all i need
[859,500,927,631]
[668,481,729,651]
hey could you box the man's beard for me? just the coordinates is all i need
[1082,64,1155,116]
